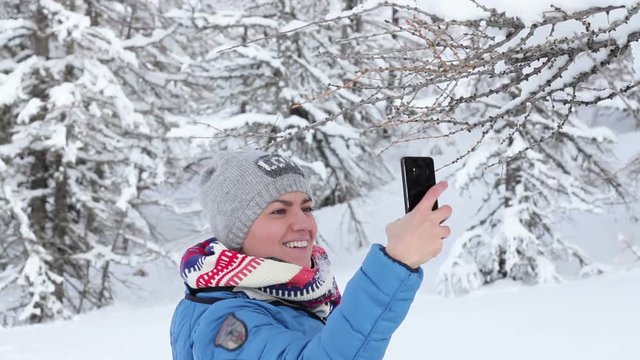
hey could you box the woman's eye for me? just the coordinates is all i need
[271,209,286,215]
[303,207,314,213]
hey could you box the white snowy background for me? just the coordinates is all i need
[1,128,638,360]
[1,0,640,359]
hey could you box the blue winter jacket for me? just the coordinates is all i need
[170,244,423,359]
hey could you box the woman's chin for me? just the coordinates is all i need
[281,248,312,267]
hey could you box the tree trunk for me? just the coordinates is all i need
[33,4,50,58]
[84,0,100,26]
[0,106,11,145]
[51,152,69,302]
[28,151,48,240]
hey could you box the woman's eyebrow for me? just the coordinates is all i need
[270,198,313,207]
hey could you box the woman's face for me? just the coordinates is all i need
[242,192,317,268]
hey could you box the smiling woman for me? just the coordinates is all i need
[243,192,317,268]
[169,149,452,360]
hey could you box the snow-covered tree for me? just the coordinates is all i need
[313,2,640,152]
[437,110,622,295]
[308,2,640,292]
[0,0,198,325]
[3,0,639,322]
[163,0,398,247]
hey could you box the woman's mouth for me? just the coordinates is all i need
[283,240,309,249]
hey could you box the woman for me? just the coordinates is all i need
[170,150,452,359]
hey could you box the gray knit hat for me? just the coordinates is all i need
[199,150,311,250]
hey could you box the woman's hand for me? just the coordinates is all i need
[385,181,452,269]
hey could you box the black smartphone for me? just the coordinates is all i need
[401,156,438,213]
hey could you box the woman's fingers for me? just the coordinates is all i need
[414,181,448,213]
[432,204,453,223]
[385,180,453,268]
[439,225,451,239]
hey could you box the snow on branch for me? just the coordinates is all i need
[366,4,640,116]
[121,24,178,48]
[259,2,640,166]
[216,1,640,165]
[164,8,279,30]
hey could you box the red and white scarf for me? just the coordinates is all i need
[180,238,341,319]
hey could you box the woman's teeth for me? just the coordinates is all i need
[284,241,308,248]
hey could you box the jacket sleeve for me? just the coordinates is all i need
[192,244,424,360]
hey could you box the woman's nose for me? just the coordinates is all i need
[290,209,314,231]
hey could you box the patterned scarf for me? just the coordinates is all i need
[180,238,341,319]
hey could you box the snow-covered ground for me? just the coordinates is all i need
[1,129,639,360]
[0,254,638,360]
